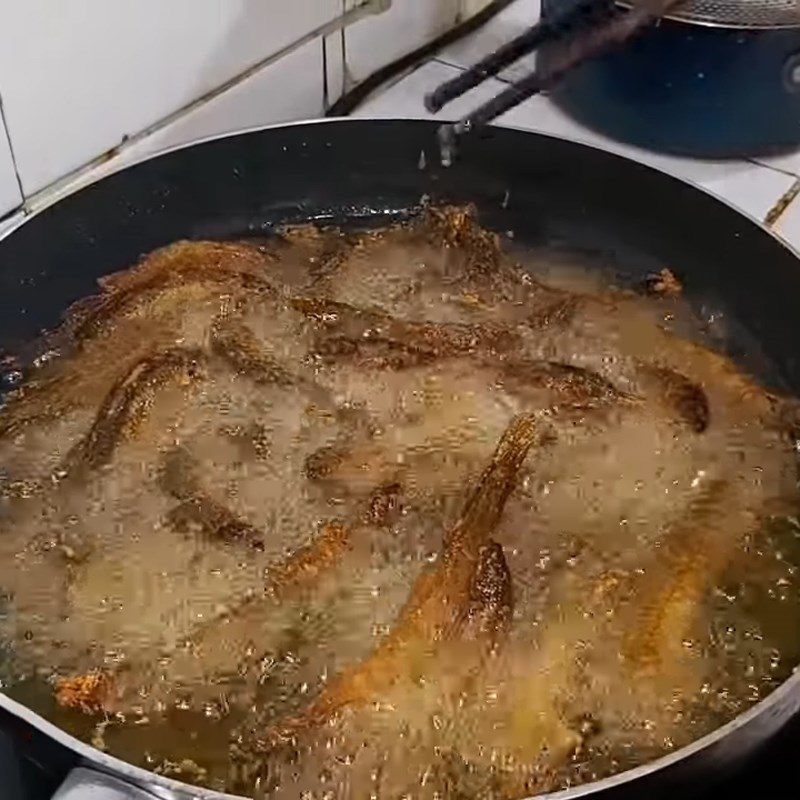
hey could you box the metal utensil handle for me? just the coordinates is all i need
[52,767,158,800]
[424,0,611,113]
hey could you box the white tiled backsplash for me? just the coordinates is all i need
[342,0,460,87]
[0,0,468,214]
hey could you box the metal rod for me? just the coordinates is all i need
[426,22,552,113]
[425,0,612,113]
[437,0,686,164]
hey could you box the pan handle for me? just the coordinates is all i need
[52,767,158,799]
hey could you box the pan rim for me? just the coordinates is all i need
[3,116,799,264]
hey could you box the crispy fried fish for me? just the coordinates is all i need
[422,204,502,276]
[622,480,750,676]
[259,413,536,747]
[291,296,517,369]
[210,316,296,388]
[497,358,634,412]
[68,241,274,341]
[63,347,205,475]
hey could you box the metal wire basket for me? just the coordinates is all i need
[619,0,800,28]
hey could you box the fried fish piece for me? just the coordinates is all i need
[455,539,513,644]
[420,205,595,331]
[167,497,265,550]
[622,480,749,676]
[526,292,583,330]
[259,413,536,747]
[421,204,502,276]
[159,446,264,550]
[263,521,351,599]
[304,232,388,287]
[361,481,403,528]
[209,315,342,422]
[657,333,777,422]
[210,316,296,388]
[68,241,275,341]
[55,671,111,714]
[275,226,384,282]
[62,347,205,475]
[644,267,682,297]
[291,296,517,369]
[497,358,634,413]
[637,363,710,433]
[303,441,351,480]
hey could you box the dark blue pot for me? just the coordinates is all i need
[540,0,800,158]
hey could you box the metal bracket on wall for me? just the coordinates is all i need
[365,0,393,15]
[344,0,392,24]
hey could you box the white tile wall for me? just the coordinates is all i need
[343,0,461,86]
[0,0,341,196]
[117,39,327,166]
[0,123,21,219]
[439,0,539,81]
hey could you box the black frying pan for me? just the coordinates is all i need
[1,119,800,800]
